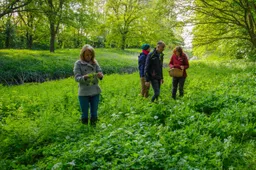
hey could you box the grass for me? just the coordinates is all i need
[0,48,173,85]
[0,48,139,85]
[0,57,255,169]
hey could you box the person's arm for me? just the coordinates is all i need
[74,61,87,82]
[140,54,147,77]
[138,53,146,77]
[183,54,189,69]
[144,53,151,82]
[169,55,175,68]
[161,54,164,80]
[95,60,103,80]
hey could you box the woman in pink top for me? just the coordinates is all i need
[169,46,189,99]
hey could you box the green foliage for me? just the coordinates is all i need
[190,0,256,60]
[0,0,183,51]
[0,48,174,85]
[104,0,182,49]
[0,48,142,85]
[247,48,256,61]
[0,59,255,169]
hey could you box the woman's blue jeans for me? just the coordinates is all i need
[79,95,100,119]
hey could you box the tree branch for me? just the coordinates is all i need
[0,0,32,18]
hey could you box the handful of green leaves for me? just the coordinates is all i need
[87,72,97,85]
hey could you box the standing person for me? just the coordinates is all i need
[73,44,103,126]
[138,44,151,98]
[169,46,189,99]
[145,41,165,102]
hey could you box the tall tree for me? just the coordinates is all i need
[57,0,101,48]
[4,15,14,48]
[18,9,36,49]
[105,0,145,50]
[104,0,181,49]
[39,0,66,52]
[145,0,181,46]
[181,0,256,58]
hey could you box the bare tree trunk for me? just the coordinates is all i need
[121,34,126,50]
[27,33,33,49]
[18,11,34,49]
[245,1,256,48]
[5,18,11,48]
[44,0,64,52]
[50,22,55,53]
[26,13,33,49]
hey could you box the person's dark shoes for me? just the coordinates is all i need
[81,118,88,125]
[90,117,98,127]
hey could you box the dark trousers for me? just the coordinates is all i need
[151,79,161,102]
[79,95,100,119]
[172,77,186,99]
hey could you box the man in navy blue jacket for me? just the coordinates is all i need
[144,41,165,102]
[138,44,151,97]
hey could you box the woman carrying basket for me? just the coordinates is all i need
[169,46,189,100]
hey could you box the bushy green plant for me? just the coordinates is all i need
[0,59,255,169]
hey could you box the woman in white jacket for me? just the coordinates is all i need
[73,44,103,126]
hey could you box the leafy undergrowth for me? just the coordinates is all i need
[0,60,255,169]
[0,48,146,85]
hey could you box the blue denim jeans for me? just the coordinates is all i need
[79,94,100,119]
[151,79,161,102]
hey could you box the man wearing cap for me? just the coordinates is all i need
[138,44,151,98]
[144,41,165,102]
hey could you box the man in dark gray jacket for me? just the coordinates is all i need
[145,41,165,102]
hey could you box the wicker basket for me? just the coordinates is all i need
[168,68,183,77]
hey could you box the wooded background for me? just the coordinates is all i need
[1,0,256,60]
